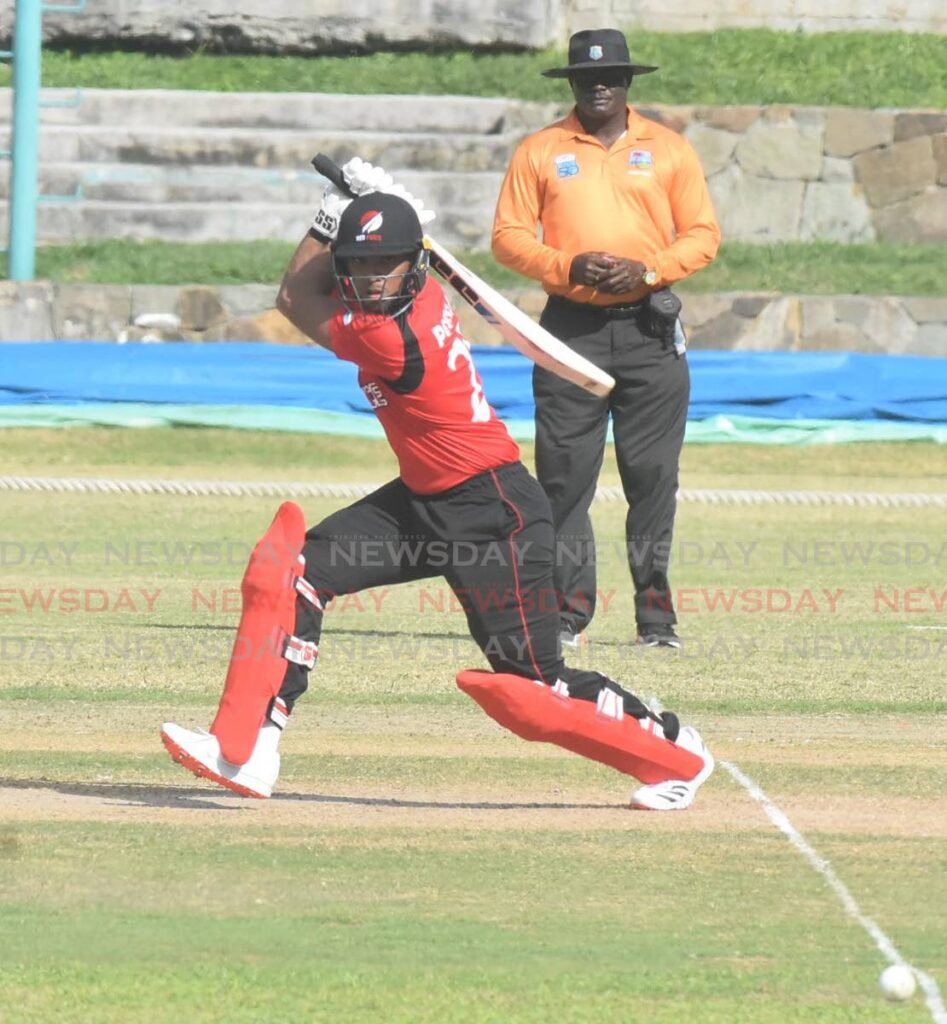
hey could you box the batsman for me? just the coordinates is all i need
[161,159,714,811]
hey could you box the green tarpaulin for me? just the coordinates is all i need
[2,403,944,444]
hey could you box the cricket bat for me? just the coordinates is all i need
[310,154,615,397]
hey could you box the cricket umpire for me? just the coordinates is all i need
[492,28,721,649]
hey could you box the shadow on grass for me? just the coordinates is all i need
[271,791,619,811]
[578,638,643,652]
[0,776,241,811]
[0,777,618,812]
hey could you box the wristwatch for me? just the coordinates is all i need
[643,269,658,287]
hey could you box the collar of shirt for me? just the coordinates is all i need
[561,105,656,149]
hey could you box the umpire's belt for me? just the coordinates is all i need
[546,295,646,320]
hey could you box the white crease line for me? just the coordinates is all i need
[905,626,947,631]
[721,760,946,1023]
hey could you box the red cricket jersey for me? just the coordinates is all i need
[329,277,521,494]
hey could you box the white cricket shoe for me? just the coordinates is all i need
[629,725,715,811]
[160,721,281,799]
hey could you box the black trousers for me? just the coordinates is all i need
[534,296,689,633]
[278,461,651,719]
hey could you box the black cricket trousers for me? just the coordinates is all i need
[534,296,689,634]
[278,461,645,714]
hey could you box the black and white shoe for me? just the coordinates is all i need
[630,726,714,811]
[637,623,682,649]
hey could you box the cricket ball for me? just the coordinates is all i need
[879,964,916,1002]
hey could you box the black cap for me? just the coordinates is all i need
[333,193,424,259]
[542,28,658,78]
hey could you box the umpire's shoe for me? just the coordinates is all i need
[629,726,715,811]
[161,721,280,799]
[637,623,682,649]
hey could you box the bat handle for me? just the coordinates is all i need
[310,153,356,198]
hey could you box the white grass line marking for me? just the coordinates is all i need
[722,760,946,1023]
[905,626,947,631]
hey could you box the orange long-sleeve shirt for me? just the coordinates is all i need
[492,106,721,306]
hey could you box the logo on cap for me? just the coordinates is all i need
[589,45,603,60]
[355,210,384,242]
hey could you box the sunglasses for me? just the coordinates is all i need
[569,68,632,89]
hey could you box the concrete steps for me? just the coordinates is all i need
[0,162,502,207]
[0,88,561,248]
[0,89,559,134]
[0,125,521,172]
[0,197,502,246]
[0,162,504,244]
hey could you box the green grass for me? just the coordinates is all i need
[4,31,946,107]
[0,432,944,715]
[471,242,947,297]
[2,428,944,487]
[0,239,298,287]
[1,825,938,1023]
[0,432,944,1021]
[677,241,947,296]
[5,239,947,295]
[0,238,295,287]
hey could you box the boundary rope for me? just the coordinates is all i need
[1,476,944,508]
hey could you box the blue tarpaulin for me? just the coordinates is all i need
[1,342,944,440]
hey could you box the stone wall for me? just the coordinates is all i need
[568,0,947,35]
[674,105,947,243]
[3,0,942,55]
[2,281,943,356]
[2,1,561,52]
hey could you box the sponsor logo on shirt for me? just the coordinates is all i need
[362,381,388,409]
[555,153,579,179]
[628,149,654,175]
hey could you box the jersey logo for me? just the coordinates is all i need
[629,149,653,169]
[555,153,579,179]
[361,381,388,409]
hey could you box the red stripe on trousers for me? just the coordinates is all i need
[488,469,546,682]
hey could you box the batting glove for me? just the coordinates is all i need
[384,183,437,226]
[311,159,437,241]
[340,157,394,195]
[310,185,351,243]
[310,158,390,242]
[342,158,436,223]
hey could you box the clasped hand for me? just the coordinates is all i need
[570,251,646,294]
